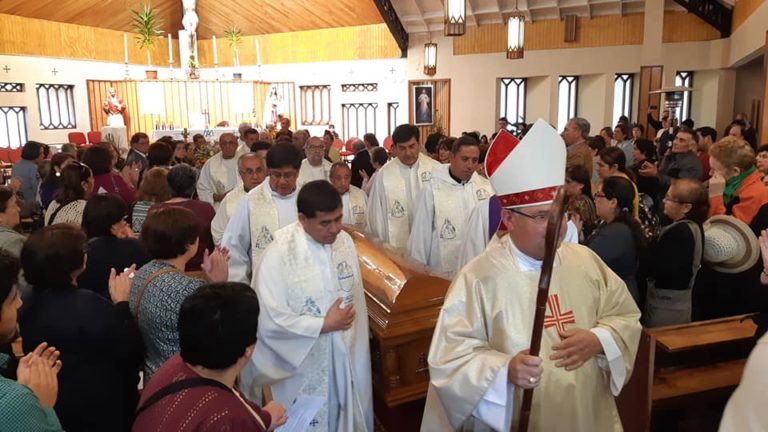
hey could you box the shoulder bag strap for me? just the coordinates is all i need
[47,201,72,226]
[132,267,181,318]
[135,377,229,417]
[684,220,703,289]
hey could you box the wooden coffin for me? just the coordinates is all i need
[347,229,450,407]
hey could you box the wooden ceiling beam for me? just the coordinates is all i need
[373,0,409,57]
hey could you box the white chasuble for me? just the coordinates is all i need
[342,186,368,232]
[367,153,437,252]
[247,183,280,279]
[409,164,493,278]
[242,222,373,432]
[297,158,332,188]
[421,237,641,431]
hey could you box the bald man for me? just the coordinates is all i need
[211,153,267,245]
[197,133,249,210]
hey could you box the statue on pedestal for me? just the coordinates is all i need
[182,0,199,78]
[102,87,126,127]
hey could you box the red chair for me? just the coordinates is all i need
[383,136,393,152]
[345,137,359,152]
[332,138,343,150]
[0,148,10,163]
[87,131,102,144]
[67,132,87,148]
[8,148,22,163]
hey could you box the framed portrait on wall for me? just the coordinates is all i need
[413,84,434,125]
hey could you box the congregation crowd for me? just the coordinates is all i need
[0,107,766,431]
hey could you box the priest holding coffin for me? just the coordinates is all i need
[221,143,302,284]
[421,120,641,431]
[408,135,493,278]
[297,137,333,188]
[367,124,438,252]
[197,133,250,211]
[241,180,373,432]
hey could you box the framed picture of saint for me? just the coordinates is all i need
[413,84,434,125]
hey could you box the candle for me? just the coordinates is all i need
[123,33,128,64]
[212,35,218,65]
[168,33,173,64]
[256,39,261,65]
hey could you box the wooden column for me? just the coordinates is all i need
[638,66,664,140]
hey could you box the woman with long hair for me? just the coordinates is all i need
[586,176,646,306]
[44,162,93,226]
[39,152,75,211]
[596,147,640,218]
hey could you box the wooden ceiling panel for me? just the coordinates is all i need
[0,0,383,37]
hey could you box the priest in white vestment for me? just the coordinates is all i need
[408,136,493,279]
[329,162,368,232]
[211,153,266,245]
[719,332,768,431]
[221,143,302,284]
[367,124,438,252]
[241,180,373,432]
[197,133,250,210]
[422,121,641,431]
[297,137,332,187]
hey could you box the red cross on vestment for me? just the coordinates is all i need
[543,293,576,338]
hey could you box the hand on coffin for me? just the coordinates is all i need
[264,401,288,431]
[550,328,602,371]
[321,297,356,334]
[508,349,543,389]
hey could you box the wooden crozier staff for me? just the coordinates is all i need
[514,187,567,432]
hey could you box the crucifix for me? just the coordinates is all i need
[2,65,9,73]
[201,108,210,127]
[51,68,58,76]
[389,67,395,75]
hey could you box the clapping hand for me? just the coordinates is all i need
[359,169,369,183]
[109,265,135,304]
[638,161,658,177]
[202,246,230,283]
[121,162,141,187]
[550,328,602,371]
[17,342,62,407]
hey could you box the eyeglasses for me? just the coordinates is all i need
[509,208,551,224]
[306,145,325,151]
[239,168,264,176]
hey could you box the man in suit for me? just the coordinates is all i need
[350,133,378,188]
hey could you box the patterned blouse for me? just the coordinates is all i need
[44,200,87,226]
[129,260,205,382]
[130,201,153,234]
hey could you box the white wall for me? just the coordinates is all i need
[0,54,408,146]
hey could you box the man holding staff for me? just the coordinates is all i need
[421,120,641,431]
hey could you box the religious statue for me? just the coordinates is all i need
[263,85,285,128]
[102,87,126,127]
[182,0,199,72]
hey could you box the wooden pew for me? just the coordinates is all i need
[617,315,757,432]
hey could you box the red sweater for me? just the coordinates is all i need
[132,355,270,432]
[93,172,136,205]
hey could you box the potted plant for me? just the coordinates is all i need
[224,26,243,80]
[131,3,163,79]
[188,58,200,79]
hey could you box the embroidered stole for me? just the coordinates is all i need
[347,186,367,231]
[433,175,492,274]
[275,224,361,431]
[248,184,280,270]
[382,157,433,251]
